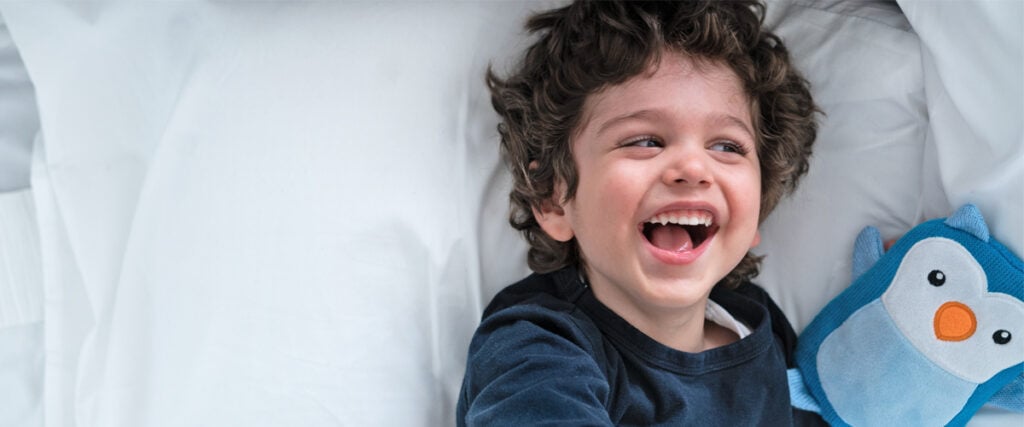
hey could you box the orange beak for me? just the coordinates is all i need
[933,301,976,342]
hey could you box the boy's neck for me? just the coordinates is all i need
[702,319,740,350]
[654,311,702,352]
[643,312,739,353]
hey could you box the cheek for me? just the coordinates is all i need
[746,175,762,215]
[591,169,645,215]
[734,162,761,208]
[722,166,762,228]
[572,168,644,233]
[750,168,762,215]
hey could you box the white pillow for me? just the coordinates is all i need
[760,2,1021,423]
[897,0,1023,259]
[2,2,543,426]
[757,0,933,331]
[0,11,37,192]
[4,1,1018,426]
[0,189,43,427]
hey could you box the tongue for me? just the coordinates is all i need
[649,224,693,252]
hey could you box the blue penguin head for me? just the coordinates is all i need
[875,204,1024,383]
[795,204,1024,426]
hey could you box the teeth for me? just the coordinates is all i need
[645,210,713,227]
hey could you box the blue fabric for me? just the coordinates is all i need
[792,204,1024,426]
[457,266,826,426]
[988,372,1024,412]
[817,300,976,426]
[787,369,820,413]
[944,203,990,242]
[851,226,883,280]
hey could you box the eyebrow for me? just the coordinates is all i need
[594,109,663,136]
[595,109,755,140]
[708,113,756,140]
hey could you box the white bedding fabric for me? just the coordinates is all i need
[897,0,1024,260]
[0,1,1020,426]
[0,189,43,427]
[757,0,932,330]
[0,14,36,192]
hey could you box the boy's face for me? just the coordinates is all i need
[535,53,761,324]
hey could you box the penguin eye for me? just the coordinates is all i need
[928,270,945,287]
[993,330,1012,345]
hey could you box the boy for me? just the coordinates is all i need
[458,1,820,425]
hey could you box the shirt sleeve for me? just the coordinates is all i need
[458,305,614,427]
[733,282,829,427]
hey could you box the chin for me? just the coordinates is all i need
[644,276,716,307]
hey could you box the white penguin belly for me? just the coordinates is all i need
[817,300,976,426]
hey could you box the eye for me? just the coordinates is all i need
[993,330,1011,345]
[623,136,663,149]
[709,140,748,155]
[928,270,945,287]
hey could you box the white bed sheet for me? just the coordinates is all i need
[0,12,36,192]
[0,1,1020,426]
[0,189,43,427]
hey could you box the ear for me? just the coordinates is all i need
[852,226,884,280]
[944,203,990,242]
[750,230,761,248]
[533,195,575,242]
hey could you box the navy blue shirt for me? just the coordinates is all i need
[457,266,823,426]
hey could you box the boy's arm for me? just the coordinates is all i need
[458,307,613,427]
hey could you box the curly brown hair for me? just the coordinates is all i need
[489,0,818,289]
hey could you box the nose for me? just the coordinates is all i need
[933,301,976,342]
[662,147,711,187]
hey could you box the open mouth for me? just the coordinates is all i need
[640,210,717,252]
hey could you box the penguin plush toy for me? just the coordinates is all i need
[788,204,1024,426]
